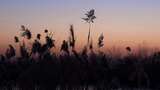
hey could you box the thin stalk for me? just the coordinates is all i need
[87,22,91,46]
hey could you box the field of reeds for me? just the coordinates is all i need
[0,25,160,90]
[0,10,160,90]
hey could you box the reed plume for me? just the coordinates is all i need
[20,25,32,39]
[14,36,19,43]
[98,33,104,48]
[69,25,75,49]
[82,9,96,45]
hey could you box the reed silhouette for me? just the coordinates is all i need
[0,10,160,90]
[82,9,96,47]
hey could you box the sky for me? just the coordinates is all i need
[0,0,160,54]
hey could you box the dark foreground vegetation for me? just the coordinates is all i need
[0,25,160,90]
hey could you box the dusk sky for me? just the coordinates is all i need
[0,0,160,53]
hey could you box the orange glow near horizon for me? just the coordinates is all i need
[0,0,160,54]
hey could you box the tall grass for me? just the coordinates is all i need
[0,25,159,89]
[0,10,160,89]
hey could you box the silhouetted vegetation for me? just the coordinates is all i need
[82,9,96,46]
[0,10,160,90]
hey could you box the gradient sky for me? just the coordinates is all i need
[0,0,160,54]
